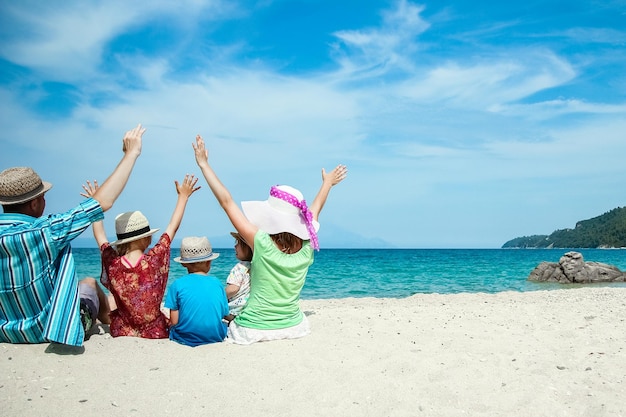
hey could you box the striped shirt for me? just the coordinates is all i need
[0,198,103,346]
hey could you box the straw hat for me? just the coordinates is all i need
[0,167,53,205]
[174,236,220,263]
[241,185,319,240]
[230,231,248,244]
[111,211,159,245]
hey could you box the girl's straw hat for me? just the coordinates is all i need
[241,185,320,242]
[111,211,159,245]
[0,167,53,205]
[174,236,220,263]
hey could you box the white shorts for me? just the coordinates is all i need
[227,315,311,345]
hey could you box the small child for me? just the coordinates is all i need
[224,232,252,323]
[82,174,199,339]
[164,236,228,346]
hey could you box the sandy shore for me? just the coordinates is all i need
[2,287,625,417]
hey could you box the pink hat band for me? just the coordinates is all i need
[269,186,319,250]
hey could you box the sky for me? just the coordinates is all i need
[1,0,625,249]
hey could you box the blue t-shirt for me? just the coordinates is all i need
[164,273,228,347]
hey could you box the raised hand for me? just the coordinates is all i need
[175,174,201,199]
[192,134,209,167]
[310,164,348,222]
[165,174,202,241]
[322,164,348,187]
[122,123,146,156]
[80,180,99,198]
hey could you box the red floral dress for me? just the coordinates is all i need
[100,234,171,339]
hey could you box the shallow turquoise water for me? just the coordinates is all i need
[73,248,626,299]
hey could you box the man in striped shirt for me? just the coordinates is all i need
[0,124,146,347]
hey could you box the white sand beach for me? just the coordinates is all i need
[2,287,625,417]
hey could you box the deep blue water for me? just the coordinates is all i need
[73,248,626,299]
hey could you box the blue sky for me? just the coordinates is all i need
[1,0,625,248]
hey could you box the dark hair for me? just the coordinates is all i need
[182,261,212,273]
[2,201,29,213]
[236,238,253,261]
[1,195,41,214]
[270,232,302,254]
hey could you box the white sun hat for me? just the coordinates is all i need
[241,185,320,248]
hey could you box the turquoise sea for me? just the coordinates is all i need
[73,248,626,299]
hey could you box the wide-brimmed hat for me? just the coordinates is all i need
[0,167,53,205]
[111,211,159,245]
[241,185,320,247]
[230,231,247,244]
[174,236,220,263]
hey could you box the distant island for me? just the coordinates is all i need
[502,207,626,249]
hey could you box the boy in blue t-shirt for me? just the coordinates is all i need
[164,236,228,346]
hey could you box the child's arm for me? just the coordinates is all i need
[225,284,240,299]
[309,164,348,222]
[91,221,108,248]
[81,180,109,247]
[169,310,179,326]
[163,174,201,240]
[193,135,258,249]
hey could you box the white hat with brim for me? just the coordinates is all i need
[0,167,53,205]
[174,236,220,263]
[241,185,320,240]
[110,211,159,246]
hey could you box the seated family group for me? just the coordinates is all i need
[0,124,347,347]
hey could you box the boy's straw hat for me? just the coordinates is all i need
[0,167,53,205]
[111,211,159,245]
[174,236,220,263]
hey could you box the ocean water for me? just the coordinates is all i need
[73,248,626,299]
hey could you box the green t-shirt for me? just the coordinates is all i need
[234,231,313,330]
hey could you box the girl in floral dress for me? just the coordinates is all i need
[82,175,199,338]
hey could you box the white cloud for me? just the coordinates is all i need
[552,27,626,45]
[391,49,576,109]
[492,99,626,119]
[0,0,234,81]
[2,0,626,248]
[330,0,430,79]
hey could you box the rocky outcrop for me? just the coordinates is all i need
[528,251,626,283]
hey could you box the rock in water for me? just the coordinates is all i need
[528,251,626,283]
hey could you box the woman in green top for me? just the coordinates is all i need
[192,135,347,344]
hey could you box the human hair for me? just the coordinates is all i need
[115,235,152,256]
[115,242,131,256]
[1,201,29,214]
[1,195,43,216]
[236,238,253,261]
[270,232,303,254]
[182,261,211,274]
